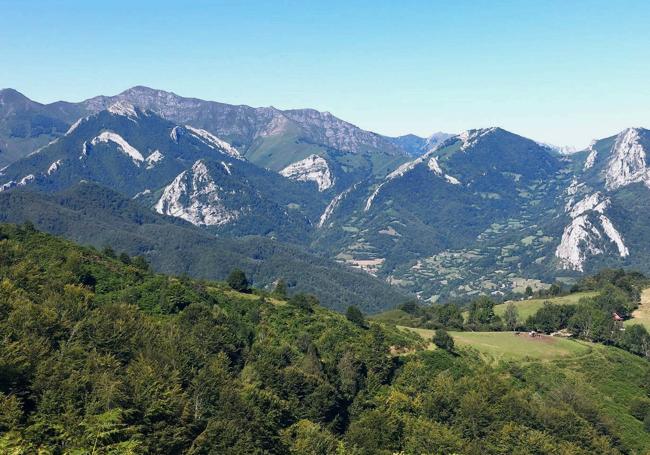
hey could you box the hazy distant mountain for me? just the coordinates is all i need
[0,87,430,190]
[0,88,71,167]
[389,132,454,156]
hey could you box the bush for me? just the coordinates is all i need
[346,305,366,327]
[227,268,250,293]
[289,293,319,312]
[432,329,454,352]
[629,397,650,421]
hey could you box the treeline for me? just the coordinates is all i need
[0,224,638,453]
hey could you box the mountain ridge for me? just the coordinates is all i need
[2,87,650,301]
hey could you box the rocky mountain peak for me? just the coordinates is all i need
[604,127,650,190]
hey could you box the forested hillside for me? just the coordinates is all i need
[0,185,407,313]
[1,224,648,453]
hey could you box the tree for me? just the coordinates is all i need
[346,305,366,327]
[132,255,149,271]
[227,268,250,293]
[568,304,610,341]
[288,293,318,311]
[549,283,562,296]
[273,278,288,299]
[400,300,420,315]
[526,303,576,333]
[118,252,131,265]
[621,324,650,357]
[525,286,533,297]
[467,296,498,327]
[433,329,455,352]
[503,303,519,331]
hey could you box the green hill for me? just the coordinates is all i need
[1,224,649,453]
[399,327,650,451]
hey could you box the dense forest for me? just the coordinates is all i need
[1,223,649,453]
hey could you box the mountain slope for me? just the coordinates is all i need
[0,183,406,312]
[0,223,645,453]
[0,87,418,190]
[554,127,650,273]
[314,128,569,300]
[0,89,71,167]
[0,103,325,242]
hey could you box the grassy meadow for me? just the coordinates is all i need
[491,291,599,322]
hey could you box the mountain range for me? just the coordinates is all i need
[1,86,649,306]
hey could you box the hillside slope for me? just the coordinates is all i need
[0,186,406,313]
[0,224,646,453]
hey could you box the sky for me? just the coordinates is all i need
[1,0,649,148]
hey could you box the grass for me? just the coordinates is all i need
[522,344,650,452]
[399,326,592,362]
[369,309,420,326]
[492,291,599,322]
[624,288,650,330]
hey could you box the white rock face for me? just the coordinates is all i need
[584,147,597,170]
[132,189,151,199]
[555,192,629,271]
[364,151,461,211]
[65,117,88,136]
[18,174,34,186]
[599,215,629,257]
[319,184,357,228]
[555,215,604,271]
[107,101,138,120]
[90,132,144,165]
[569,191,608,218]
[0,173,36,192]
[428,156,461,184]
[427,156,443,174]
[364,184,385,212]
[145,150,164,169]
[170,126,181,142]
[445,175,461,185]
[154,160,239,226]
[279,155,333,191]
[185,125,242,160]
[604,128,650,190]
[457,127,498,151]
[47,160,62,175]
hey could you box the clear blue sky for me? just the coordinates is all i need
[1,0,649,147]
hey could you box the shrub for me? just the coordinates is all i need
[433,329,455,352]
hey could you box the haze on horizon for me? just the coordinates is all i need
[1,0,648,149]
